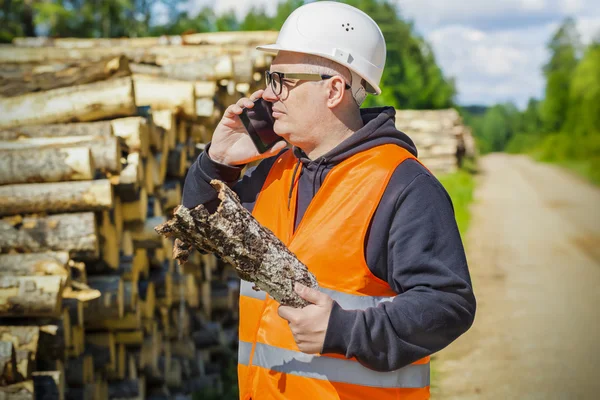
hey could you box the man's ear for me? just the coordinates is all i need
[326,76,347,109]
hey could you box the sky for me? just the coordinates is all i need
[183,0,600,108]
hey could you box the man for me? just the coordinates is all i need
[183,2,476,399]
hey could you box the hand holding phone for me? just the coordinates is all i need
[239,98,285,154]
[208,90,286,166]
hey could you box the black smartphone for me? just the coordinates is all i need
[239,98,284,153]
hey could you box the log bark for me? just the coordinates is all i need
[0,252,70,278]
[0,147,94,185]
[0,327,39,377]
[132,74,196,118]
[0,77,136,129]
[0,121,113,141]
[0,136,122,175]
[0,180,113,216]
[155,180,317,307]
[0,277,64,318]
[0,381,34,400]
[0,55,130,97]
[98,210,120,270]
[0,341,18,385]
[0,213,98,260]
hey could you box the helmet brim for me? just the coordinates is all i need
[255,43,382,95]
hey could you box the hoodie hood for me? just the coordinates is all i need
[292,106,418,166]
[286,106,418,212]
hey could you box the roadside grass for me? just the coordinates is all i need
[431,162,477,392]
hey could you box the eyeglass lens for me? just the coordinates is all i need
[265,71,282,95]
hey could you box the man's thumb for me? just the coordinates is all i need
[295,282,325,305]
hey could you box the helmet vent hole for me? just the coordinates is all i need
[343,23,353,32]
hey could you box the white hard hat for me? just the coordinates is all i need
[256,1,386,106]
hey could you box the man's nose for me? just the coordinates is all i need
[262,84,279,102]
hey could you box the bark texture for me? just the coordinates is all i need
[0,136,122,175]
[0,252,69,277]
[0,276,64,317]
[0,121,112,141]
[0,55,130,97]
[0,147,93,185]
[0,213,98,259]
[0,179,113,216]
[155,180,317,307]
[0,76,136,129]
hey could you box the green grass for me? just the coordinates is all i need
[438,166,476,238]
[431,164,477,392]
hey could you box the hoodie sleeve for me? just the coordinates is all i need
[182,143,282,213]
[321,168,476,371]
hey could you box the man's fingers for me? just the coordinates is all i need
[264,140,287,156]
[249,89,265,101]
[278,305,298,323]
[295,283,329,305]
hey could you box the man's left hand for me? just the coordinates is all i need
[278,283,334,354]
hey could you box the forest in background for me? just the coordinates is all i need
[461,19,600,184]
[0,0,456,111]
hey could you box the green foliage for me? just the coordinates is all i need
[539,18,581,133]
[564,43,600,137]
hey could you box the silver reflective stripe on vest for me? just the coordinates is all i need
[239,340,252,366]
[240,279,395,310]
[243,341,429,388]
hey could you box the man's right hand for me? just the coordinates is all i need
[208,89,287,166]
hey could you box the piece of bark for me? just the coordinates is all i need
[0,179,113,216]
[0,147,94,185]
[0,277,64,318]
[155,180,317,307]
[0,136,123,175]
[0,55,130,97]
[0,121,113,141]
[0,252,70,278]
[0,76,136,129]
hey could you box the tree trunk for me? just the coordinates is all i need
[0,56,130,97]
[112,152,142,202]
[0,252,70,278]
[0,213,98,260]
[0,77,136,129]
[0,147,94,185]
[0,136,123,175]
[0,121,113,141]
[155,180,318,307]
[0,179,113,216]
[0,276,64,318]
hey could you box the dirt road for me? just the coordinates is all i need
[433,154,600,399]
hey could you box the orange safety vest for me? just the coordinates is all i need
[238,144,431,400]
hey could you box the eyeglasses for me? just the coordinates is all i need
[265,71,352,96]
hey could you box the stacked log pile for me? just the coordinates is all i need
[0,31,276,400]
[395,109,476,174]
